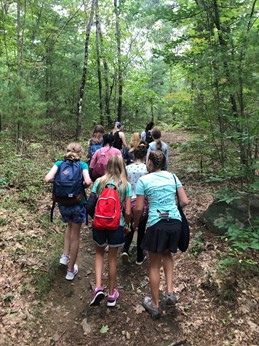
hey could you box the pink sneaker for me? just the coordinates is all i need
[89,287,105,306]
[107,288,119,307]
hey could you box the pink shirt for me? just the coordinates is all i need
[89,146,122,169]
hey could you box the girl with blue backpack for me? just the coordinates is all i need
[44,143,92,281]
[87,125,104,163]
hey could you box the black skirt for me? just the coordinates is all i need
[141,219,182,253]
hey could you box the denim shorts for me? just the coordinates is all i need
[58,204,87,224]
[92,226,125,248]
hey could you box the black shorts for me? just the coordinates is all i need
[141,219,182,254]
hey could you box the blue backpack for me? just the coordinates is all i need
[89,141,103,160]
[50,160,85,221]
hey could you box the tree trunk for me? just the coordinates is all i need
[76,0,96,140]
[114,0,123,122]
[95,0,104,125]
[98,21,112,127]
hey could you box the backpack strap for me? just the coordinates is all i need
[50,201,56,222]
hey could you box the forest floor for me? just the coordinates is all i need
[1,130,259,346]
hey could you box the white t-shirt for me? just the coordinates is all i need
[126,162,148,198]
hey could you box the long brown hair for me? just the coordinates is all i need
[148,150,166,172]
[151,127,162,150]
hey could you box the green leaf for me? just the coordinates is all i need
[100,325,109,334]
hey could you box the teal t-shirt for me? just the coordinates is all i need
[92,179,132,226]
[136,171,182,227]
[55,160,89,204]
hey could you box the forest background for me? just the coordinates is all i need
[0,0,259,345]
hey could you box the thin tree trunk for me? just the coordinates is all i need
[95,0,104,125]
[76,0,96,140]
[98,21,112,127]
[114,0,123,122]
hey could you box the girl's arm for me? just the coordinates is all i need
[133,194,144,230]
[120,132,127,148]
[44,165,58,183]
[177,187,189,207]
[124,196,131,224]
[83,169,92,187]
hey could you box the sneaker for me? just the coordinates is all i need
[60,254,69,266]
[142,296,161,319]
[89,288,105,306]
[135,255,147,265]
[165,292,179,306]
[120,252,129,264]
[107,289,119,307]
[65,264,78,281]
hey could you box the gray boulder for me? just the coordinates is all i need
[201,192,259,235]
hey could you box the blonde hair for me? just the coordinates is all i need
[64,142,82,161]
[97,155,128,196]
[129,132,141,153]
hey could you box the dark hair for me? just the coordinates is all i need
[134,141,147,160]
[148,150,165,172]
[151,127,162,150]
[145,121,154,132]
[93,124,104,134]
[103,133,114,146]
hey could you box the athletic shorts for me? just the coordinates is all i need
[58,204,87,224]
[92,226,125,248]
[141,219,182,253]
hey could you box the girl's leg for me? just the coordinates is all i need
[162,251,174,293]
[107,247,119,295]
[95,245,105,288]
[67,222,81,272]
[148,251,162,307]
[63,222,72,255]
[122,225,134,253]
[136,219,147,261]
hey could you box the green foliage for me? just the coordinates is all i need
[218,222,259,272]
[188,230,204,258]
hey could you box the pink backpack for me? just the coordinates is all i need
[91,148,110,181]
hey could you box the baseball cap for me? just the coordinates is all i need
[115,121,122,128]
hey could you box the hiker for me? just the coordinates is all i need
[89,133,122,181]
[122,132,141,165]
[147,127,168,170]
[87,124,104,163]
[121,142,148,265]
[133,150,189,319]
[111,121,127,150]
[44,143,92,281]
[141,121,154,144]
[87,155,132,307]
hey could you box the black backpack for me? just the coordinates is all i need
[50,160,85,221]
[145,130,153,143]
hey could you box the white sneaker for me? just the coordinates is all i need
[120,252,129,264]
[60,254,69,266]
[65,264,78,281]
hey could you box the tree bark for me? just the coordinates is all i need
[95,0,104,125]
[76,0,96,140]
[114,0,123,122]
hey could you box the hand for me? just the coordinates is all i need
[132,222,139,232]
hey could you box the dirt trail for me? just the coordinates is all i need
[1,130,258,346]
